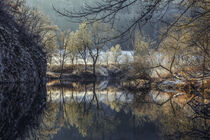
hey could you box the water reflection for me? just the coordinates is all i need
[0,81,209,140]
[45,80,210,140]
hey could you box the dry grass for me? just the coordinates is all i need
[48,64,93,73]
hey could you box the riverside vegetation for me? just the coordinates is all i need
[0,0,209,140]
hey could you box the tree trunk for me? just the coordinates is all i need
[60,57,65,79]
[93,62,96,76]
[92,53,98,76]
[60,61,64,79]
[71,58,74,68]
[60,50,66,79]
[84,60,87,72]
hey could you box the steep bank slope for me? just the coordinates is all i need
[0,4,46,82]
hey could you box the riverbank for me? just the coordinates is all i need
[47,64,210,95]
[47,64,125,81]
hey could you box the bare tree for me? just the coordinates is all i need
[87,22,115,75]
[74,23,91,72]
[54,0,208,42]
[56,31,71,78]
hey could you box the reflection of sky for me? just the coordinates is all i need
[47,89,134,103]
[45,86,205,140]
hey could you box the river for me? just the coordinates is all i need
[0,81,209,140]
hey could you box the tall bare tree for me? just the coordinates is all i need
[55,0,208,41]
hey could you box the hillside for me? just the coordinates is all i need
[0,1,46,82]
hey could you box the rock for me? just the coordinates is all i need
[96,66,109,76]
[0,83,47,139]
[149,90,171,104]
[157,79,186,91]
[0,4,46,82]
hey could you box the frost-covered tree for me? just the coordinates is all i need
[56,31,71,77]
[88,21,115,75]
[110,44,122,65]
[43,31,58,65]
[67,32,79,66]
[74,22,114,74]
[134,32,151,59]
[6,0,59,66]
[103,51,110,66]
[75,22,91,71]
[133,32,153,67]
[128,33,153,80]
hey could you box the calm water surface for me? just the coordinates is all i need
[0,81,209,140]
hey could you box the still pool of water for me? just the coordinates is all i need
[0,81,209,140]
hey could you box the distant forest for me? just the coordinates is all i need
[26,0,185,50]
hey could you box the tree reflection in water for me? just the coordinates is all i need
[0,81,209,140]
[44,80,210,140]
